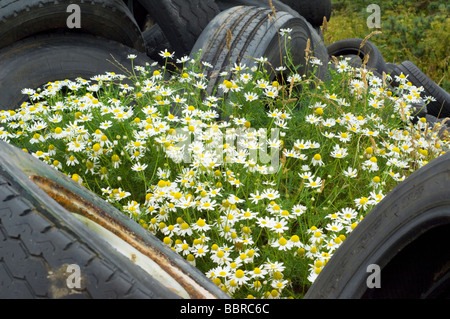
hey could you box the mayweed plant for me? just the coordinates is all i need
[0,31,448,299]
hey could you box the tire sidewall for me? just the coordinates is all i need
[305,152,450,298]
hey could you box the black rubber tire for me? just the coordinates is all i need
[389,61,450,118]
[142,23,173,66]
[304,151,450,299]
[190,5,329,96]
[327,38,388,75]
[425,114,450,138]
[0,140,230,299]
[136,0,221,57]
[216,0,304,20]
[0,32,155,111]
[0,144,179,298]
[0,0,145,52]
[385,62,398,75]
[329,54,384,83]
[329,54,364,70]
[279,0,332,27]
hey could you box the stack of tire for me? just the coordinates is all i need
[326,37,450,133]
[0,0,332,111]
[0,0,331,299]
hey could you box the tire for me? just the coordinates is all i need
[279,0,332,27]
[389,61,450,118]
[409,102,428,125]
[0,145,175,298]
[136,0,221,57]
[216,0,304,20]
[142,24,173,65]
[190,5,329,96]
[0,0,145,52]
[304,151,450,299]
[329,54,384,82]
[329,54,363,69]
[385,62,398,75]
[327,38,388,75]
[425,114,450,138]
[0,140,230,299]
[0,32,154,111]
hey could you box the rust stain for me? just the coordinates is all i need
[30,175,217,299]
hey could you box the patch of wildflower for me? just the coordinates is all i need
[1,41,448,299]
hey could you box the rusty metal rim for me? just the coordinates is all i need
[0,140,230,299]
[30,174,219,299]
[71,212,190,298]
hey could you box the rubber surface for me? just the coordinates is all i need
[136,0,221,57]
[327,38,388,75]
[389,61,450,118]
[216,0,304,20]
[0,0,145,52]
[280,0,332,26]
[0,32,155,111]
[425,114,450,138]
[0,143,179,299]
[191,5,329,96]
[304,151,450,299]
[0,139,231,299]
[142,23,173,65]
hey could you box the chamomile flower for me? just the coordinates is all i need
[264,260,285,273]
[131,162,148,172]
[159,49,175,59]
[264,87,278,99]
[249,267,268,279]
[304,176,323,189]
[244,92,258,102]
[249,191,264,204]
[193,244,209,258]
[231,269,250,286]
[337,131,352,143]
[330,145,348,159]
[292,204,307,216]
[262,188,280,201]
[325,221,344,233]
[270,219,289,234]
[311,153,324,166]
[270,236,291,251]
[66,155,79,166]
[343,167,358,178]
[283,148,301,158]
[354,196,370,211]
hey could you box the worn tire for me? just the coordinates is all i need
[0,0,145,52]
[136,0,220,57]
[425,114,450,138]
[0,144,179,298]
[385,62,398,75]
[216,0,303,20]
[191,5,329,96]
[389,61,450,118]
[329,54,363,69]
[305,151,450,299]
[142,23,173,65]
[279,0,332,27]
[327,38,388,75]
[0,140,230,299]
[0,32,155,111]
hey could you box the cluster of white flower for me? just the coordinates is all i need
[0,48,447,299]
